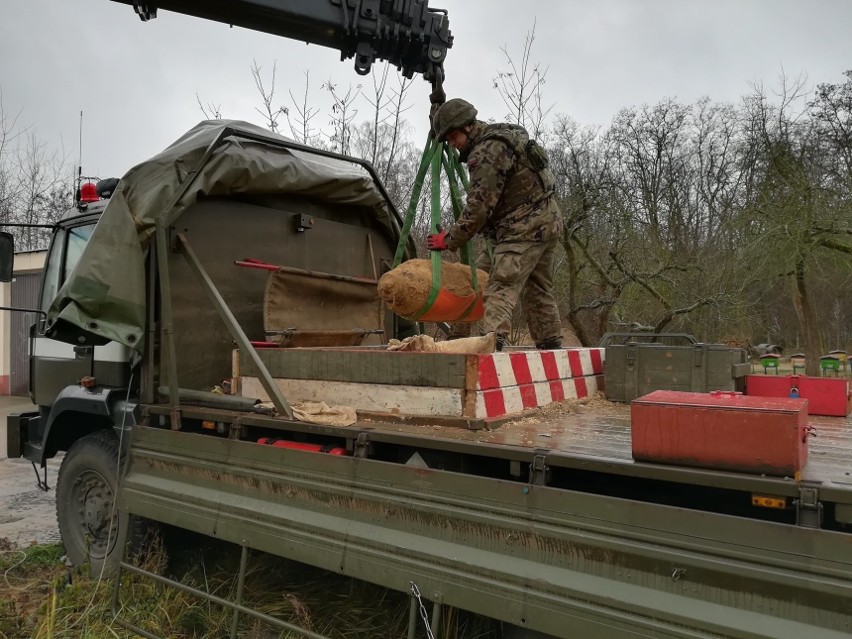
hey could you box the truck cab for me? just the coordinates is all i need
[33,201,132,403]
[8,183,138,463]
[3,121,418,573]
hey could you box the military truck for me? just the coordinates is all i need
[5,124,852,639]
[3,2,852,638]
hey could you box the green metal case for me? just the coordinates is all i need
[604,339,750,402]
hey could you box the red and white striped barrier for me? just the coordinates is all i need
[476,348,604,390]
[475,373,604,419]
[472,348,605,419]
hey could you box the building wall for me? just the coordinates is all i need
[0,251,46,394]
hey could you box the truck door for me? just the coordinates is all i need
[31,220,130,406]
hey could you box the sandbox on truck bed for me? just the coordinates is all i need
[234,345,604,423]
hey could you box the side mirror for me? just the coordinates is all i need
[0,232,13,282]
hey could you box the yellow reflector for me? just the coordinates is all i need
[751,495,786,509]
[201,420,216,430]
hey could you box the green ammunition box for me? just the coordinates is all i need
[603,334,750,402]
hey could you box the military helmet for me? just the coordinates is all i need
[433,98,478,140]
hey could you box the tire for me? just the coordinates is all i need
[56,429,152,575]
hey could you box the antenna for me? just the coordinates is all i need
[76,110,83,205]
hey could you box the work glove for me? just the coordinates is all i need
[426,226,449,251]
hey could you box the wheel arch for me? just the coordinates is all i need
[44,409,113,459]
[40,385,138,462]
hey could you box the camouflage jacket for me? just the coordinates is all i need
[445,121,562,251]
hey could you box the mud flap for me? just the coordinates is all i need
[6,411,39,460]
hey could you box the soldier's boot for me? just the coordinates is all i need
[494,333,508,352]
[535,337,563,350]
[479,332,507,351]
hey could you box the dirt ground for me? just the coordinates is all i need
[0,396,61,547]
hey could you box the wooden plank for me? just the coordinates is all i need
[238,348,469,388]
[242,374,605,421]
[241,376,465,417]
[230,349,242,395]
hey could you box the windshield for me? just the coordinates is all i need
[66,224,95,273]
[40,222,97,311]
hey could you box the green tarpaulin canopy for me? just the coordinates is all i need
[47,120,406,354]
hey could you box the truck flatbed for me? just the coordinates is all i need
[130,397,852,639]
[144,395,852,517]
[366,398,852,509]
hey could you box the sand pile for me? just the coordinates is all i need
[378,259,487,319]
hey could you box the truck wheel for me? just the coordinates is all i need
[56,429,147,575]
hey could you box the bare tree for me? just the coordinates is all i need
[737,71,852,372]
[549,116,617,343]
[350,64,418,208]
[692,97,743,247]
[195,93,222,120]
[251,59,288,133]
[0,97,69,251]
[0,89,26,225]
[810,69,852,183]
[549,97,765,345]
[492,21,553,141]
[383,72,414,184]
[322,80,362,155]
[361,63,392,167]
[15,130,69,249]
[285,71,321,145]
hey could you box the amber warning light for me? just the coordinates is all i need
[751,494,787,509]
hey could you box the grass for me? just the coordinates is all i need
[0,534,499,639]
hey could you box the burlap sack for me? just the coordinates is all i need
[255,401,357,426]
[378,259,488,318]
[386,333,497,354]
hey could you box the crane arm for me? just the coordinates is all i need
[111,0,452,86]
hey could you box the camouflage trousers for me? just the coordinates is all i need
[449,238,562,342]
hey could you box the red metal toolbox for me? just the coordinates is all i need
[631,390,810,476]
[745,374,852,417]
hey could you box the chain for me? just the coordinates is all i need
[409,581,435,639]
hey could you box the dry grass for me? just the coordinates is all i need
[0,536,499,639]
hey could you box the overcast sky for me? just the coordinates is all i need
[2,0,851,179]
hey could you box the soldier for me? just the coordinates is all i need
[427,98,563,351]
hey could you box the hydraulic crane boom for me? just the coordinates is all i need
[111,0,452,88]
